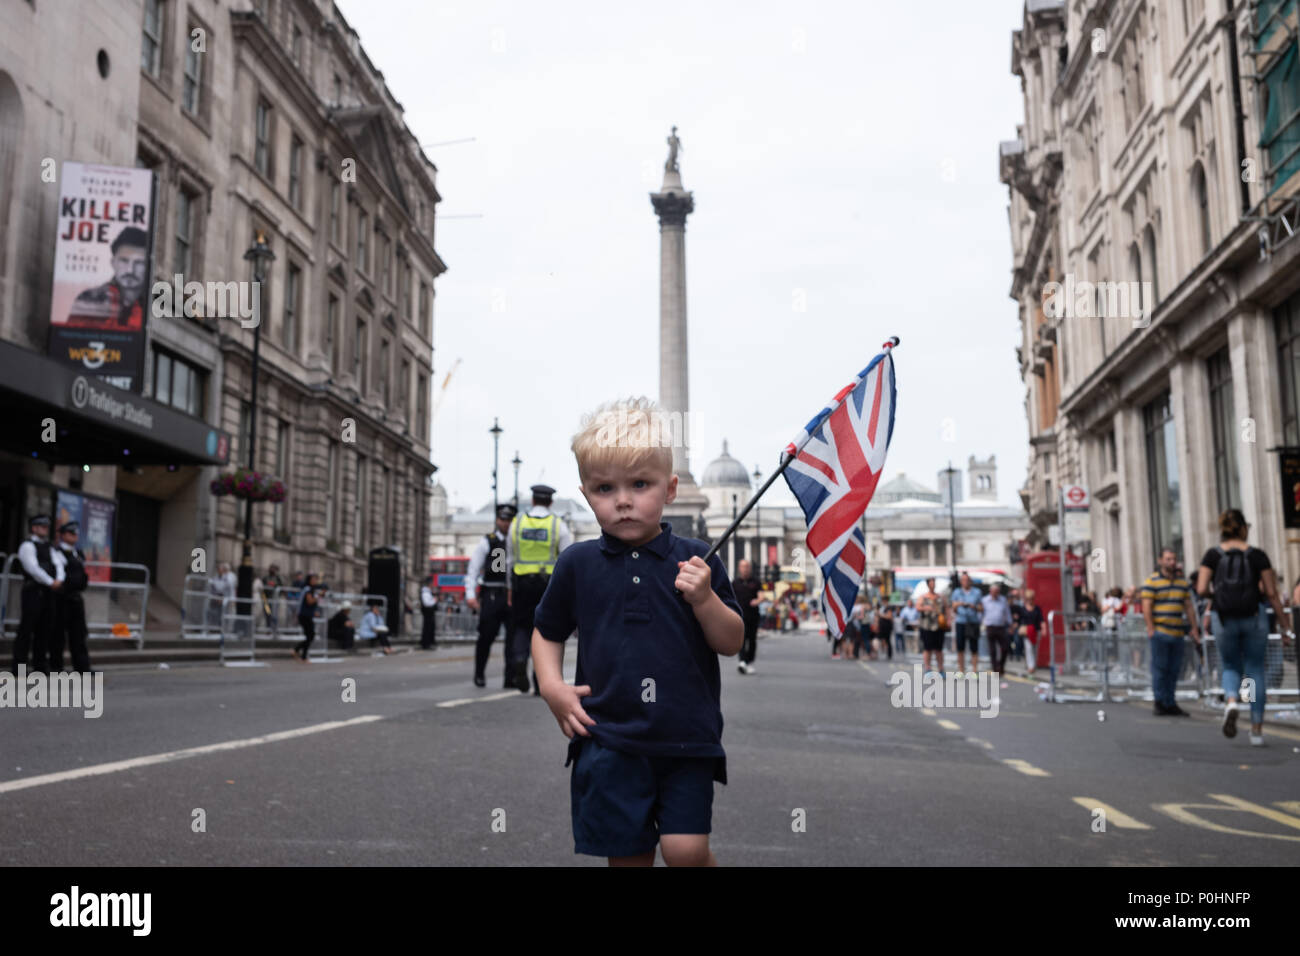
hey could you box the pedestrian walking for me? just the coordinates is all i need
[950,571,982,675]
[1195,509,1295,745]
[1018,589,1044,672]
[52,520,92,673]
[897,598,917,652]
[981,581,1013,683]
[465,504,515,684]
[731,559,761,675]
[261,564,282,633]
[12,514,63,674]
[292,574,323,661]
[874,601,894,660]
[418,573,440,651]
[506,484,572,694]
[206,562,237,630]
[916,578,947,675]
[1140,548,1202,716]
[359,599,394,655]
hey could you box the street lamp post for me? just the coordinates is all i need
[490,419,503,512]
[945,461,958,579]
[236,232,275,619]
[511,451,521,508]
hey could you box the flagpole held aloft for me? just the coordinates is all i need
[700,336,899,566]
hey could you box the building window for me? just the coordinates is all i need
[1144,390,1182,562]
[419,282,430,338]
[274,421,291,539]
[1193,163,1212,256]
[142,0,164,78]
[402,262,412,318]
[357,210,368,273]
[283,263,300,354]
[380,338,390,405]
[1105,429,1117,473]
[1208,348,1241,513]
[889,541,902,566]
[330,179,341,245]
[417,372,428,440]
[1275,291,1300,445]
[910,542,923,563]
[355,317,368,393]
[1142,224,1160,307]
[153,349,206,418]
[254,98,273,179]
[333,72,342,105]
[1118,25,1146,131]
[289,136,303,209]
[327,294,340,375]
[354,454,367,550]
[380,236,391,295]
[400,356,411,422]
[290,23,303,66]
[238,400,252,464]
[182,26,203,114]
[174,188,194,277]
[326,442,338,540]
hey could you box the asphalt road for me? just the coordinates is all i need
[1,626,1297,865]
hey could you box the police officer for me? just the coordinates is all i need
[506,485,572,694]
[418,574,439,650]
[53,521,92,673]
[466,503,516,687]
[13,515,64,674]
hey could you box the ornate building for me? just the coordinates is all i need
[1003,0,1300,589]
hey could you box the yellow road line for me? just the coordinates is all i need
[1208,794,1300,831]
[965,737,994,750]
[936,719,961,730]
[1070,797,1153,829]
[920,707,936,716]
[1002,758,1051,777]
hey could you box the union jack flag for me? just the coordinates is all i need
[782,340,897,637]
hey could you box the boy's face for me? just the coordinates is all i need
[580,461,677,547]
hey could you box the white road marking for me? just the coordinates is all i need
[1070,797,1153,830]
[0,715,384,796]
[935,719,961,730]
[965,737,994,750]
[437,690,526,708]
[920,708,937,716]
[1002,758,1051,777]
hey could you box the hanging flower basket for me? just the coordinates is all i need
[210,468,287,503]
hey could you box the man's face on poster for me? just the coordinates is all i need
[112,244,148,303]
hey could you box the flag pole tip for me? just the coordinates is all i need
[884,336,900,348]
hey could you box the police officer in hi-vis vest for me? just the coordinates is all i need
[53,520,93,673]
[13,514,64,674]
[466,503,516,687]
[506,485,572,694]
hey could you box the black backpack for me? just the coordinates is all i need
[1212,547,1257,618]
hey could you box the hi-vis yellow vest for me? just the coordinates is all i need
[513,513,559,576]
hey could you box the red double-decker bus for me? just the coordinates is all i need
[428,556,471,597]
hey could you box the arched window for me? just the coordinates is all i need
[1192,162,1212,255]
[1129,243,1143,315]
[1142,224,1160,306]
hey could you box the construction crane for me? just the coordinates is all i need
[431,357,461,423]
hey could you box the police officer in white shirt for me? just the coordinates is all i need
[13,514,65,674]
[418,574,439,650]
[466,503,516,687]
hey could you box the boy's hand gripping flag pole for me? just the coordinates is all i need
[702,337,899,635]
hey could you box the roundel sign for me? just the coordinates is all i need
[1063,485,1089,509]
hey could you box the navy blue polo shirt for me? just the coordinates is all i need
[533,521,742,783]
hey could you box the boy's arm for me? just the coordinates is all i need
[675,556,743,656]
[533,628,595,738]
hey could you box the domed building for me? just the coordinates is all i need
[700,440,752,515]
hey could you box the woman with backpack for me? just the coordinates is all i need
[1196,509,1295,746]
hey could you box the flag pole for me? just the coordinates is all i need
[701,336,899,565]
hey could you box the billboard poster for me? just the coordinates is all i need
[81,497,117,583]
[55,489,86,540]
[47,162,154,392]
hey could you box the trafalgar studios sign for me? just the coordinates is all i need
[47,162,154,392]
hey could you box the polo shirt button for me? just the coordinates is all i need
[632,551,639,559]
[633,576,641,584]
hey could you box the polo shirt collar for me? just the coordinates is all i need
[599,521,673,557]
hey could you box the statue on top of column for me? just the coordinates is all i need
[665,125,682,172]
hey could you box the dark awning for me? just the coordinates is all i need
[0,340,231,466]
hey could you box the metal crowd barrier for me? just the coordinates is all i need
[1044,611,1201,703]
[2,555,150,648]
[1201,632,1297,712]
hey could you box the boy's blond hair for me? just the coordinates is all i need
[572,397,676,481]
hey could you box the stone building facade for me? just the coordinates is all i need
[1003,0,1300,591]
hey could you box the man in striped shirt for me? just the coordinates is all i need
[1140,547,1202,716]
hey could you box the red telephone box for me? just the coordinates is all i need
[1022,551,1083,667]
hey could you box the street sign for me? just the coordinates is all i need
[1065,510,1091,543]
[1062,485,1090,509]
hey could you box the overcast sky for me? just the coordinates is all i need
[337,0,1030,514]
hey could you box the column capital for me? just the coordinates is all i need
[650,189,694,226]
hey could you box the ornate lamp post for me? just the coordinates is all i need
[236,231,275,617]
[490,419,503,512]
[511,450,522,508]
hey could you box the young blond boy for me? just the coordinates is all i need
[532,398,744,866]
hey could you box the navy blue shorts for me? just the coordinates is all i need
[568,737,716,858]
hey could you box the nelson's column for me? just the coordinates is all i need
[651,126,709,534]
